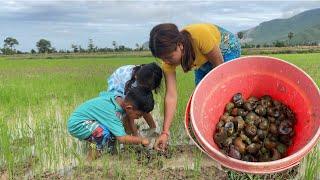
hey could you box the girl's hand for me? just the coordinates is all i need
[154,133,169,151]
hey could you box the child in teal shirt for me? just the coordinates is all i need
[107,63,162,136]
[67,86,153,155]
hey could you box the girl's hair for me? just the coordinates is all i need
[124,62,163,95]
[125,86,154,113]
[149,23,195,72]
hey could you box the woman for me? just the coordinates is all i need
[149,23,241,150]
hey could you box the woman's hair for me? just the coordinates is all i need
[125,86,154,113]
[124,62,163,95]
[149,23,195,72]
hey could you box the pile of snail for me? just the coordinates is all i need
[214,93,295,162]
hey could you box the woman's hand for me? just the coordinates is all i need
[154,133,169,151]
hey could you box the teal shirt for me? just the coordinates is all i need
[67,91,126,140]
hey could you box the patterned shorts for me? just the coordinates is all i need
[84,120,116,151]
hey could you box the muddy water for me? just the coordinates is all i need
[53,144,227,179]
[17,125,225,179]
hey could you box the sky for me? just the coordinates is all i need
[0,0,320,52]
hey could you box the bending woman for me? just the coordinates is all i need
[149,23,241,150]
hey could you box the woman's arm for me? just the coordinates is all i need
[154,70,178,150]
[162,70,178,133]
[205,45,224,67]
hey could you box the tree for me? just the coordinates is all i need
[135,43,140,51]
[50,47,57,53]
[71,44,79,53]
[30,49,36,54]
[4,37,19,51]
[88,39,95,52]
[273,40,286,47]
[0,48,11,55]
[112,41,117,51]
[288,32,294,46]
[79,45,85,53]
[2,37,19,55]
[237,32,244,40]
[36,39,52,53]
[118,45,125,51]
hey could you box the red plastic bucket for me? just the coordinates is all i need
[188,56,320,174]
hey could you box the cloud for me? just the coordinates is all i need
[0,0,319,51]
[280,1,320,18]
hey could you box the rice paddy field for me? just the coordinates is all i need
[0,53,319,179]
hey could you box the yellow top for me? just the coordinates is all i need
[162,23,221,72]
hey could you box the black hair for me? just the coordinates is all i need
[149,23,195,72]
[124,62,163,95]
[125,86,154,113]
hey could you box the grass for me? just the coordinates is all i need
[0,53,319,179]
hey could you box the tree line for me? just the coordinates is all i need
[0,37,148,55]
[2,32,320,55]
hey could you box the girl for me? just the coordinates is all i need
[107,62,163,136]
[149,23,241,150]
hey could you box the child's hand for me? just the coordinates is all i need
[141,138,150,146]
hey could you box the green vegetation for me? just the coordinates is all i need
[0,53,319,179]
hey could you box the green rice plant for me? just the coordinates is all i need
[0,118,14,178]
[297,143,320,180]
[192,147,203,178]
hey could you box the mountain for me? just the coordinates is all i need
[240,8,320,45]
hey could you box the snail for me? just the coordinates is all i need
[214,93,295,162]
[264,138,277,149]
[233,93,244,107]
[225,121,235,136]
[228,145,241,160]
[245,124,257,137]
[260,95,272,107]
[271,148,281,161]
[234,137,246,154]
[258,118,269,130]
[278,120,293,135]
[269,123,278,135]
[225,102,235,113]
[245,112,259,125]
[246,143,261,154]
[237,108,247,117]
[255,105,267,116]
